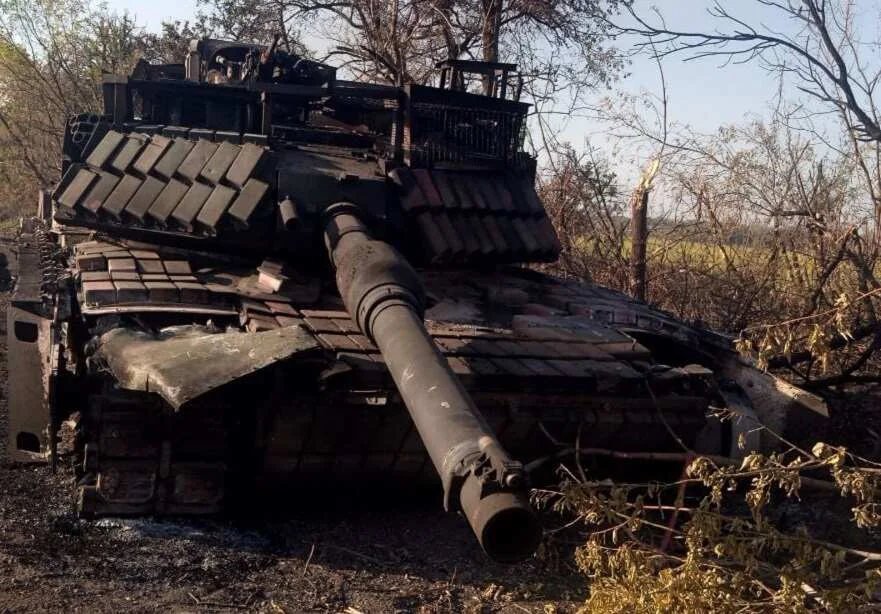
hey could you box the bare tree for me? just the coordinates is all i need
[138,20,211,65]
[0,0,132,200]
[614,1,881,219]
[581,1,881,384]
[539,144,628,286]
[0,0,195,220]
[200,0,306,51]
[198,0,627,115]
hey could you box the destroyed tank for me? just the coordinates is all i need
[6,38,828,562]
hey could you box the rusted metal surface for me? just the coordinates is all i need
[73,241,249,313]
[7,294,54,463]
[77,392,228,516]
[93,325,321,410]
[7,228,64,464]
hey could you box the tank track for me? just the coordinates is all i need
[73,364,715,515]
[77,390,231,516]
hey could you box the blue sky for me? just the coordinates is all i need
[109,0,198,31]
[103,0,832,134]
[612,2,785,131]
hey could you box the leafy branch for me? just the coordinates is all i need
[536,423,881,613]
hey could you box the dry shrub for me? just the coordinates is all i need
[541,120,881,387]
[537,420,881,613]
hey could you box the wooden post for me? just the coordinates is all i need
[629,159,660,302]
[630,187,649,301]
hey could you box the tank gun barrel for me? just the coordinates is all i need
[323,203,541,563]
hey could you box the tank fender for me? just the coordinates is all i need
[91,325,322,410]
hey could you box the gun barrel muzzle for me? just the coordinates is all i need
[323,202,541,562]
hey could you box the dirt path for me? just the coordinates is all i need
[0,241,584,614]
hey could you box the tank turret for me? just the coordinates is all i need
[54,36,558,267]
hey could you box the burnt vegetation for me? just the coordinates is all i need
[2,0,881,611]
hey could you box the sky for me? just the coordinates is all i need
[109,0,198,32]
[614,2,788,129]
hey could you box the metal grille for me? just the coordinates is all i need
[407,102,525,165]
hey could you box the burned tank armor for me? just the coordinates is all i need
[6,38,829,563]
